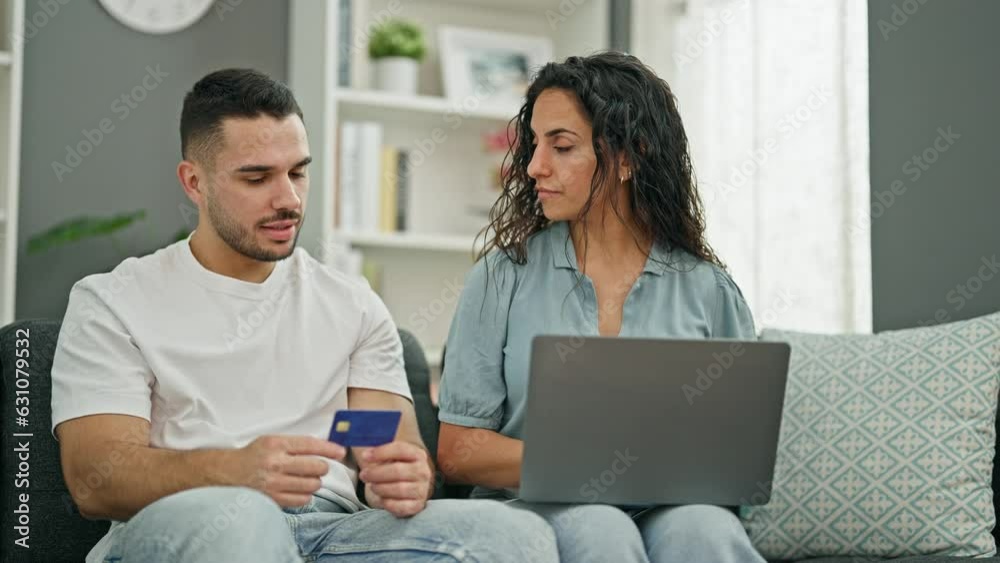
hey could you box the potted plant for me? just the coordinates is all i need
[27,209,189,257]
[368,19,425,95]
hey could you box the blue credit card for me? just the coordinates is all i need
[328,410,402,447]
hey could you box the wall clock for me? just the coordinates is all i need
[99,0,215,35]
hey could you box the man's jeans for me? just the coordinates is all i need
[94,486,558,562]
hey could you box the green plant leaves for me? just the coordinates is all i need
[27,209,147,254]
[368,19,426,61]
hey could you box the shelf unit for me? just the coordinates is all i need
[336,230,482,254]
[289,0,609,363]
[335,88,515,122]
[0,1,23,325]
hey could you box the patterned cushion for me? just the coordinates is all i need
[741,311,1000,560]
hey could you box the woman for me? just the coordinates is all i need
[436,52,763,563]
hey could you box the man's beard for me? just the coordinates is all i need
[205,191,302,262]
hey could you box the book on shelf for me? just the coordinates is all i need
[336,121,358,231]
[337,121,360,231]
[379,146,399,233]
[336,120,381,231]
[396,150,410,232]
[326,239,363,278]
[336,0,351,88]
[357,122,382,233]
[361,258,384,296]
[337,121,413,235]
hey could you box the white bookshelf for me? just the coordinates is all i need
[335,88,515,122]
[289,0,610,362]
[337,230,482,254]
[425,346,444,368]
[0,0,24,325]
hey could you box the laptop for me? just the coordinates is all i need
[519,335,790,506]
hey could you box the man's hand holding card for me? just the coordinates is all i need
[329,409,434,517]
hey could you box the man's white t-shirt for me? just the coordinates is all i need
[50,235,412,559]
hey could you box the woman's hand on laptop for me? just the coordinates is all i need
[357,441,434,518]
[232,435,346,508]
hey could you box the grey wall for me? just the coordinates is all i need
[609,0,631,53]
[17,0,288,319]
[869,0,1000,331]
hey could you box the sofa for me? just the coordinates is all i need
[2,319,998,563]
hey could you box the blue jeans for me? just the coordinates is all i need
[507,501,766,563]
[96,486,558,562]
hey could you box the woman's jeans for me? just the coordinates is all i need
[507,500,766,563]
[94,486,559,562]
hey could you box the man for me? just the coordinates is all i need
[50,68,557,562]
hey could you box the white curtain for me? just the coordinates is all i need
[635,0,871,334]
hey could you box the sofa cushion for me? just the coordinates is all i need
[797,558,1000,563]
[1,319,439,563]
[1,320,110,562]
[741,311,1000,560]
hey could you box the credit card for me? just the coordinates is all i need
[328,409,402,447]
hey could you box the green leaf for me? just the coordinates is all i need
[369,19,426,61]
[27,210,147,254]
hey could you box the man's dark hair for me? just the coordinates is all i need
[180,68,303,166]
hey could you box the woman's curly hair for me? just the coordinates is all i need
[477,51,724,271]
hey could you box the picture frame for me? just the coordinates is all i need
[438,26,554,113]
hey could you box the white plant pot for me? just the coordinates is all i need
[373,57,419,95]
